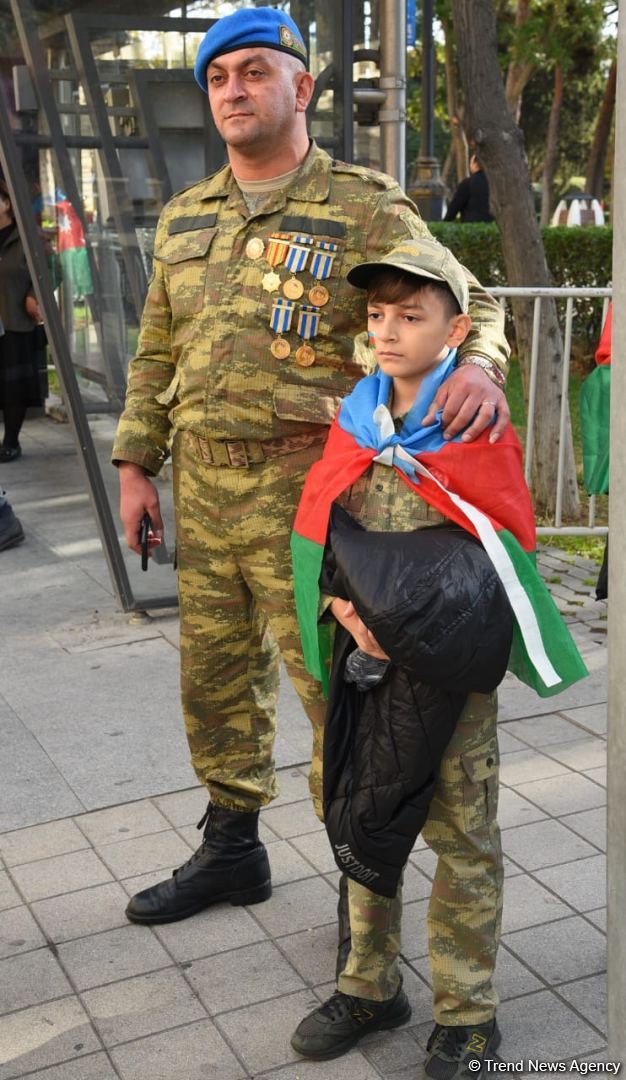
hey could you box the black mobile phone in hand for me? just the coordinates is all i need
[140,512,151,571]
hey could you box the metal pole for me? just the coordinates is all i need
[379,0,406,187]
[607,8,626,1061]
[407,0,446,219]
[524,296,542,484]
[554,296,574,528]
[0,83,136,613]
[420,0,434,158]
[341,0,354,164]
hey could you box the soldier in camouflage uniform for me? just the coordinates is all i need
[291,241,503,1074]
[112,5,509,980]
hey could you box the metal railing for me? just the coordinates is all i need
[490,286,611,536]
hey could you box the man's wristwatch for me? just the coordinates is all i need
[458,355,506,388]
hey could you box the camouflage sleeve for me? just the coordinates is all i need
[111,213,175,475]
[365,185,510,377]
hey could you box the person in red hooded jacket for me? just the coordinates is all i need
[580,302,611,598]
[595,302,612,366]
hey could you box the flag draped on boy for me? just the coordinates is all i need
[291,350,587,698]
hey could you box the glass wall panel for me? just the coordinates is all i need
[0,0,381,609]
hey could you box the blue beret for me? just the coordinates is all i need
[194,8,307,92]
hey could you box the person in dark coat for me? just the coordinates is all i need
[580,302,611,598]
[444,153,493,223]
[0,179,45,462]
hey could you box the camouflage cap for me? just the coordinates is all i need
[347,237,469,314]
[194,8,307,92]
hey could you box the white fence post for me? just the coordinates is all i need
[607,10,626,1060]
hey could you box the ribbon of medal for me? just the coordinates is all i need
[269,297,295,359]
[295,304,320,366]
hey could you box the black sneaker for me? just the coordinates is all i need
[424,1019,501,1079]
[291,985,411,1060]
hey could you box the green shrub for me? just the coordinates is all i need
[430,223,612,360]
[429,222,508,288]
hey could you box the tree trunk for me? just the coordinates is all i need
[504,0,535,123]
[451,0,580,519]
[540,64,564,226]
[442,141,456,187]
[585,57,617,199]
[441,12,468,185]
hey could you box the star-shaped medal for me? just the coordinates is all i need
[262,271,281,293]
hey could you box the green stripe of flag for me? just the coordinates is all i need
[499,530,588,696]
[291,531,332,695]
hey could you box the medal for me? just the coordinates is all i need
[310,241,338,281]
[295,303,320,366]
[266,234,290,267]
[246,237,265,260]
[262,271,281,293]
[285,234,313,274]
[270,296,295,334]
[295,344,316,367]
[296,304,321,340]
[271,338,291,359]
[283,277,304,300]
[309,284,330,307]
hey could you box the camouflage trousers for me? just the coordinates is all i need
[336,690,503,1025]
[172,430,327,813]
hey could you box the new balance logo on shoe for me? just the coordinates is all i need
[467,1032,488,1053]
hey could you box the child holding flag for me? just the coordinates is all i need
[289,238,587,1074]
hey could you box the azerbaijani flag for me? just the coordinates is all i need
[56,194,93,299]
[291,353,587,698]
[580,303,611,495]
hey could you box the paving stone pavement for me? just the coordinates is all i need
[0,416,610,1078]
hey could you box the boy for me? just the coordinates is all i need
[289,239,587,1074]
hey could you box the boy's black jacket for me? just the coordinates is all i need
[320,504,513,897]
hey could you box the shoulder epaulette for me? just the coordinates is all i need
[167,164,231,205]
[331,160,398,190]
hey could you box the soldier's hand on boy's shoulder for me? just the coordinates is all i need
[422,365,510,445]
[330,598,390,660]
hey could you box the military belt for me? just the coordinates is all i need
[194,427,328,468]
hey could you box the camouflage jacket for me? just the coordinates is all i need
[112,141,509,476]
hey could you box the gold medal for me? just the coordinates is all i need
[309,284,330,307]
[270,337,291,360]
[246,237,265,260]
[262,271,281,293]
[283,277,304,300]
[295,344,316,367]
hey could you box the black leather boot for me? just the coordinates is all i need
[336,873,352,979]
[125,804,271,924]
